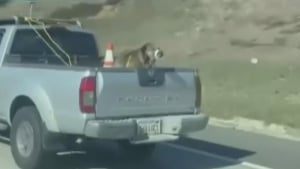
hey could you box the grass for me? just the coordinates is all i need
[198,57,300,128]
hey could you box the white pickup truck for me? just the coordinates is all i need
[0,16,209,169]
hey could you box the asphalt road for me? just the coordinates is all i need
[184,126,300,169]
[1,125,300,169]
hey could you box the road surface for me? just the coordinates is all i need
[184,126,300,169]
[1,125,300,169]
[0,135,266,169]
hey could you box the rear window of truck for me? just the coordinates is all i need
[7,27,101,66]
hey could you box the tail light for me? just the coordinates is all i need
[79,76,96,113]
[194,69,201,111]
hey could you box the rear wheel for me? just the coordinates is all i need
[10,106,54,169]
[118,140,156,161]
[0,129,9,138]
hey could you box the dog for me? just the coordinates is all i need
[114,42,164,68]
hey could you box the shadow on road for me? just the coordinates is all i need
[42,141,160,169]
[0,133,257,169]
[175,137,256,159]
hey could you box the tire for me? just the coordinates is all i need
[0,129,9,138]
[10,106,54,169]
[118,140,156,161]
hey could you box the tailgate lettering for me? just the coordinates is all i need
[118,95,179,104]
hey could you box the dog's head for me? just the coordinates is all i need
[141,42,164,64]
[154,47,164,59]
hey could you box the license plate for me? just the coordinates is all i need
[137,119,161,135]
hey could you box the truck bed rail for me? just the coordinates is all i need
[0,16,82,27]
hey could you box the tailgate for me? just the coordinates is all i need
[95,68,199,118]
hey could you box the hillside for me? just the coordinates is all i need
[1,0,300,129]
[1,0,299,57]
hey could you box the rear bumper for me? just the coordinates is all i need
[83,113,209,144]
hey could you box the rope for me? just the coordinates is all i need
[30,18,72,65]
[24,17,72,66]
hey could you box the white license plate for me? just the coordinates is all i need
[137,119,161,135]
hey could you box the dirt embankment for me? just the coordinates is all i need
[2,0,300,56]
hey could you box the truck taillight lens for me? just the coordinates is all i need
[194,70,201,110]
[80,76,96,113]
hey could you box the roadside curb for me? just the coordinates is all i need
[208,116,300,142]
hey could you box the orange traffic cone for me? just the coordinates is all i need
[103,43,114,68]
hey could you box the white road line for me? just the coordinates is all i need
[241,162,275,169]
[164,143,274,169]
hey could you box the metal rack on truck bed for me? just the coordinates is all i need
[0,16,82,27]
